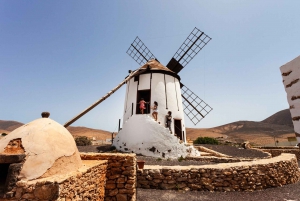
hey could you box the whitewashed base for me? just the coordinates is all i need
[113,115,200,159]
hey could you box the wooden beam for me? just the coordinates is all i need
[64,68,147,128]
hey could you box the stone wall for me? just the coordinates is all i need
[81,153,136,201]
[185,156,254,163]
[137,153,300,192]
[261,148,300,160]
[3,160,107,200]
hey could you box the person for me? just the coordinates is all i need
[166,111,172,134]
[138,98,147,114]
[151,101,158,121]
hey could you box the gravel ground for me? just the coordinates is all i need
[78,144,269,159]
[77,145,112,153]
[136,156,215,166]
[137,184,300,201]
[199,144,269,158]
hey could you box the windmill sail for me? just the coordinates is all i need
[126,36,158,66]
[181,83,212,125]
[167,27,211,74]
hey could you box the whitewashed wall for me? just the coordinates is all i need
[280,55,300,143]
[122,72,186,142]
[138,74,151,90]
[123,79,138,122]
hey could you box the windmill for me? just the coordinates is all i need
[64,27,212,158]
[125,27,212,126]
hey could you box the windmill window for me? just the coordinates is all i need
[134,75,139,82]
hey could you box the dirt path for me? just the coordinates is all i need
[137,183,300,201]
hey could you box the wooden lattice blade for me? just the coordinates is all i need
[181,83,213,125]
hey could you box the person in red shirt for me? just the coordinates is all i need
[139,98,147,114]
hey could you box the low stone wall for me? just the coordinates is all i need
[194,145,230,157]
[260,148,300,160]
[81,153,136,201]
[186,156,254,163]
[3,160,107,200]
[137,153,300,192]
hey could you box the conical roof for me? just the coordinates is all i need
[140,59,175,73]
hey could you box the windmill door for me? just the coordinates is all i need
[174,119,182,140]
[136,90,151,114]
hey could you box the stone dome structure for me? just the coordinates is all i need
[0,117,82,181]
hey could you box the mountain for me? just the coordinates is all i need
[261,109,293,127]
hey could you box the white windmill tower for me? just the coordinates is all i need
[64,27,213,158]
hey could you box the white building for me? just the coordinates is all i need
[280,55,300,144]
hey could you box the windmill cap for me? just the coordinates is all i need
[140,59,176,73]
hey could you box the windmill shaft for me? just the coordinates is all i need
[64,69,145,128]
[181,94,205,118]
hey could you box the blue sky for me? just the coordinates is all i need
[1,1,300,132]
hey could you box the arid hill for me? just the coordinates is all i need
[0,108,295,145]
[261,109,293,127]
[186,109,294,145]
[0,120,23,132]
[67,126,111,140]
[0,120,111,140]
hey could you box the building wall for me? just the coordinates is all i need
[280,55,300,143]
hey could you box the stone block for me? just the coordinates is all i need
[34,183,59,200]
[110,174,121,179]
[116,194,127,201]
[117,177,126,183]
[106,183,116,190]
[160,183,176,190]
[125,184,134,189]
[119,188,135,194]
[22,193,35,199]
[152,179,162,183]
[177,177,187,182]
[126,179,135,184]
[109,188,118,196]
[117,183,125,188]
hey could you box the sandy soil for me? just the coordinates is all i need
[137,184,300,201]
